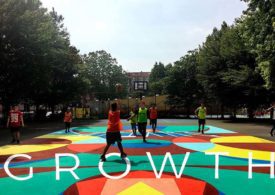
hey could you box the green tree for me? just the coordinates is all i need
[219,25,267,117]
[82,50,128,100]
[0,0,86,112]
[197,22,267,118]
[197,23,230,116]
[166,50,203,117]
[149,62,167,95]
[239,0,275,89]
[0,0,52,106]
[43,9,86,110]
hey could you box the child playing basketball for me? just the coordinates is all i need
[100,101,127,162]
[149,104,158,133]
[64,108,73,133]
[7,105,24,144]
[127,107,137,136]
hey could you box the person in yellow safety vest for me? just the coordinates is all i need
[138,101,149,143]
[195,102,207,134]
[127,107,138,136]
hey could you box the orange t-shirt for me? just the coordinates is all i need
[64,112,72,123]
[9,111,23,127]
[107,111,123,132]
[149,107,158,119]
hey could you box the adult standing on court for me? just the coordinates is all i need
[195,102,207,134]
[138,101,149,142]
[149,104,158,133]
[64,108,73,133]
[265,101,275,136]
[7,105,24,144]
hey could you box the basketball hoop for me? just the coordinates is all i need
[133,81,148,100]
[134,81,148,91]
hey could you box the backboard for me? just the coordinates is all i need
[134,81,148,91]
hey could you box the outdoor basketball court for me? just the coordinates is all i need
[0,119,275,195]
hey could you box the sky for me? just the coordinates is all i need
[40,0,247,72]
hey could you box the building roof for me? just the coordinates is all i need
[127,71,151,77]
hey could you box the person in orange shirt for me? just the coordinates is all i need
[7,105,24,144]
[100,101,127,162]
[64,108,73,133]
[149,104,158,133]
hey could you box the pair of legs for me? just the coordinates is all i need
[65,122,71,133]
[101,132,126,161]
[138,122,147,142]
[131,123,137,135]
[11,127,20,144]
[270,121,275,136]
[151,119,157,133]
[198,119,205,134]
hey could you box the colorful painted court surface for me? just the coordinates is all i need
[0,119,275,195]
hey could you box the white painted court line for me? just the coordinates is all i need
[122,135,136,138]
[150,133,163,137]
[158,131,178,137]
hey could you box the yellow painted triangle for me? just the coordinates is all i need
[117,182,164,195]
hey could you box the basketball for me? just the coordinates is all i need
[115,83,123,93]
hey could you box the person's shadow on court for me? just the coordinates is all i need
[143,141,161,145]
[109,159,148,167]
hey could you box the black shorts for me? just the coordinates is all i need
[131,123,137,130]
[151,119,157,124]
[106,132,122,145]
[65,122,71,129]
[138,122,147,131]
[10,127,21,133]
[198,119,206,125]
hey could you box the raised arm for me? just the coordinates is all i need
[127,111,136,121]
[6,115,10,128]
[194,107,199,115]
[115,99,121,110]
[266,106,274,112]
[21,113,24,127]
